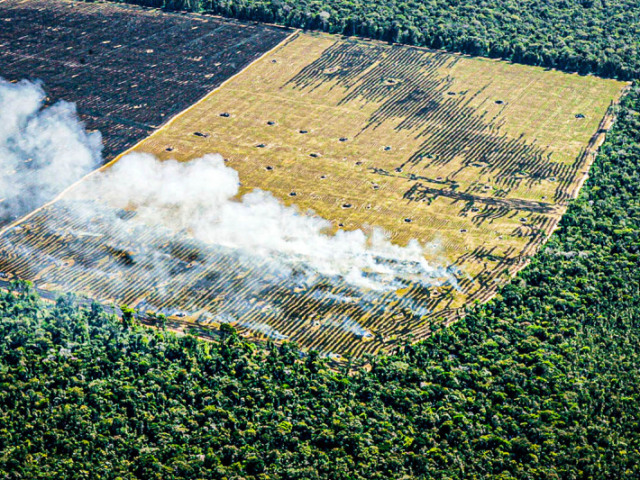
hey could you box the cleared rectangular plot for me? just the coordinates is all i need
[0,31,627,357]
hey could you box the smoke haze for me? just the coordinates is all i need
[0,78,102,222]
[70,152,448,291]
[0,78,455,343]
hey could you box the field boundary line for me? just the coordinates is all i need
[0,28,300,238]
[411,83,633,342]
[567,83,632,200]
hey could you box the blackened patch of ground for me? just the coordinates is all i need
[0,0,290,161]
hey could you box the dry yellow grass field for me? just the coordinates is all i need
[0,31,628,357]
[140,33,626,309]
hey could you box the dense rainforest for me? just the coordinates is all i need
[104,0,640,81]
[2,83,640,478]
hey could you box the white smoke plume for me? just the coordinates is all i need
[0,78,102,221]
[70,152,449,291]
[0,78,457,339]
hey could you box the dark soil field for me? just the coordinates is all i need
[0,0,290,161]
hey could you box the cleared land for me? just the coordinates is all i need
[0,0,289,224]
[0,0,288,160]
[0,29,627,356]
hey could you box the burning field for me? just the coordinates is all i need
[0,3,629,357]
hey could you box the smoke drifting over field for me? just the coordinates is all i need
[71,152,448,291]
[0,79,455,343]
[0,78,102,222]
